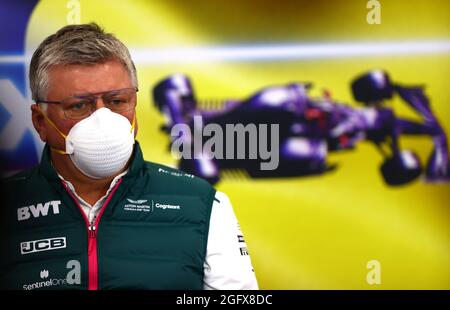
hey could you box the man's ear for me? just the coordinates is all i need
[31,104,47,142]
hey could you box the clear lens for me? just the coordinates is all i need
[103,88,136,113]
[60,88,137,120]
[62,98,95,120]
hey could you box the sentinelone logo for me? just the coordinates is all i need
[24,274,69,290]
[22,260,81,290]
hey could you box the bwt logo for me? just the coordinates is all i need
[17,200,61,221]
[20,237,66,255]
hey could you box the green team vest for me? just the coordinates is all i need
[0,141,216,290]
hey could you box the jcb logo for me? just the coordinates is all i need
[17,200,61,221]
[20,237,66,255]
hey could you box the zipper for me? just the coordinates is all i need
[87,222,98,290]
[89,223,96,238]
[61,178,123,290]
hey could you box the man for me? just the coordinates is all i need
[0,23,258,290]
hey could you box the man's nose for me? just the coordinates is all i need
[94,97,106,110]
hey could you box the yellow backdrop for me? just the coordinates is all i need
[27,0,449,289]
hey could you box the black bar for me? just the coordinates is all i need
[2,290,448,306]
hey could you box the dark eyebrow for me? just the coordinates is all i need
[102,90,122,97]
[73,89,124,98]
[72,93,96,99]
[72,89,105,97]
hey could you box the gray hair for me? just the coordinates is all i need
[29,23,138,101]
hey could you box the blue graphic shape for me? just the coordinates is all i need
[0,129,39,171]
[0,63,27,96]
[0,101,11,132]
[0,0,38,52]
[0,0,40,174]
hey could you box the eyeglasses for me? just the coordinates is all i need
[36,87,138,120]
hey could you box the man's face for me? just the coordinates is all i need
[31,59,138,151]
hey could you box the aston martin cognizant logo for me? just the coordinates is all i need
[124,199,152,213]
[124,198,182,212]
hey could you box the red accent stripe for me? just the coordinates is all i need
[88,178,122,290]
[87,232,98,290]
[61,178,123,290]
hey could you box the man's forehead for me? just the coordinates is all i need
[46,60,131,97]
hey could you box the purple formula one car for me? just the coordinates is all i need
[152,70,449,185]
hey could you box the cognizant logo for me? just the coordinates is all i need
[154,202,181,210]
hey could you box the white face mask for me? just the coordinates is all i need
[44,108,135,179]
